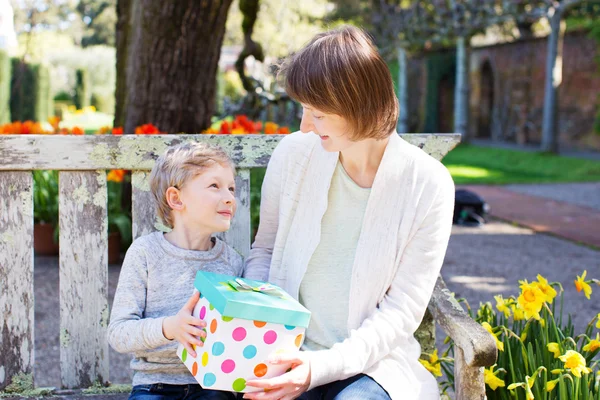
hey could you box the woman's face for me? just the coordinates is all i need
[299,104,354,152]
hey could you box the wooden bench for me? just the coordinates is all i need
[0,133,497,399]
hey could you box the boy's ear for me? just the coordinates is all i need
[165,187,184,210]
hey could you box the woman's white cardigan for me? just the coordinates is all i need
[244,131,455,400]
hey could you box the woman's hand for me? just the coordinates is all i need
[243,351,311,400]
[162,291,206,357]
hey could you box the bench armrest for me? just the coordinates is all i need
[429,276,497,368]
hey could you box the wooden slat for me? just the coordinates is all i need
[131,171,161,240]
[0,134,461,170]
[217,168,251,258]
[0,134,283,170]
[59,171,109,388]
[0,172,34,390]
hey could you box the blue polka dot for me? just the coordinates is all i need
[284,325,295,330]
[243,345,257,359]
[212,341,225,356]
[203,372,216,387]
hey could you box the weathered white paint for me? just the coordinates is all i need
[0,172,34,391]
[429,278,497,399]
[59,171,109,388]
[216,168,251,259]
[131,171,159,240]
[0,135,282,170]
[0,134,461,171]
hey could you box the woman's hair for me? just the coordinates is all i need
[149,142,234,228]
[280,25,398,141]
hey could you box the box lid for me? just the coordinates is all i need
[194,271,311,328]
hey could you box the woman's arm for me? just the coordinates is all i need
[107,243,172,353]
[307,168,455,388]
[243,140,287,282]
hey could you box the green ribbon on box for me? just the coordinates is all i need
[226,278,284,298]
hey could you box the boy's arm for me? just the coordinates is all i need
[107,241,172,353]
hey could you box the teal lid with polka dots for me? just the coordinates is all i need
[194,271,311,328]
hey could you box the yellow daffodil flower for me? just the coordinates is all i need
[533,274,557,303]
[546,378,559,393]
[484,365,505,390]
[494,295,511,318]
[574,270,592,299]
[517,280,546,320]
[559,350,592,378]
[419,349,442,377]
[511,304,526,321]
[583,332,600,352]
[596,313,600,329]
[482,322,504,351]
[547,342,561,358]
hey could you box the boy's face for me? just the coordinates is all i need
[177,163,237,233]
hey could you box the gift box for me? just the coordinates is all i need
[177,271,311,393]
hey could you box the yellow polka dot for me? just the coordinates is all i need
[202,351,209,367]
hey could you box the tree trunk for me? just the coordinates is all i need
[397,46,408,133]
[541,9,565,153]
[116,0,233,134]
[454,36,469,141]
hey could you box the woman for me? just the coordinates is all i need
[242,25,454,400]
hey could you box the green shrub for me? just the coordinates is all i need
[74,68,90,109]
[0,50,11,124]
[10,59,52,122]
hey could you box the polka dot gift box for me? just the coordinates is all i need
[177,271,311,393]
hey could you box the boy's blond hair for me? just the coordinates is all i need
[150,142,234,228]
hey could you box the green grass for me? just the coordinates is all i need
[443,144,600,185]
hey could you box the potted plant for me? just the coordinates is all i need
[107,170,132,264]
[33,170,59,255]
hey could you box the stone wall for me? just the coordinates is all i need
[468,31,600,150]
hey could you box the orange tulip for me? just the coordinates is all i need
[107,169,126,183]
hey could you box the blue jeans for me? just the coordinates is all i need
[297,374,391,400]
[129,383,236,400]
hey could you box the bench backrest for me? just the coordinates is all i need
[0,133,459,390]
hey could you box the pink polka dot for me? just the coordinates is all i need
[263,330,277,344]
[221,359,236,373]
[232,327,247,341]
[199,306,206,320]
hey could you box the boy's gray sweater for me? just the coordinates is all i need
[108,232,244,386]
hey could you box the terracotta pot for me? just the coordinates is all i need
[108,231,122,264]
[34,223,59,256]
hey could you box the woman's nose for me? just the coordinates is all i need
[300,113,313,133]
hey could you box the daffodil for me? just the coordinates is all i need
[484,365,505,390]
[511,303,526,321]
[596,313,600,329]
[419,349,442,377]
[559,350,592,378]
[574,270,592,299]
[547,342,561,358]
[583,332,600,352]
[482,322,504,351]
[546,378,559,393]
[533,274,557,303]
[517,280,546,320]
[494,295,511,318]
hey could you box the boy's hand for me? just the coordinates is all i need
[162,291,207,357]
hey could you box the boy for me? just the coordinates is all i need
[108,142,243,400]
